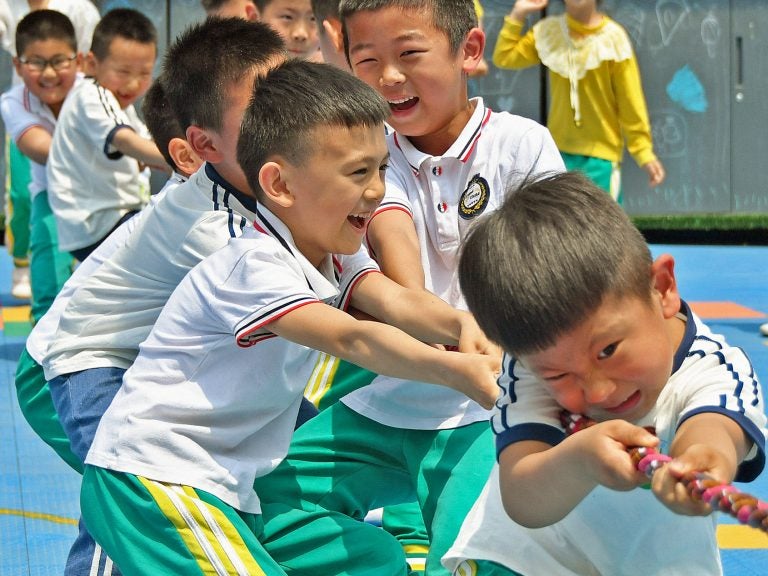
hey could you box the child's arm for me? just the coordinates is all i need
[366,210,425,290]
[267,299,500,409]
[111,127,169,172]
[16,126,53,166]
[493,0,546,69]
[507,0,548,24]
[349,271,498,355]
[651,412,752,515]
[498,420,658,527]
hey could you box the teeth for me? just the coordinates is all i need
[388,97,412,105]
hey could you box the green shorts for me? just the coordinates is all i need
[561,152,622,204]
[255,402,495,576]
[81,466,287,575]
[14,347,82,473]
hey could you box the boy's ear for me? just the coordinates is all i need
[12,56,22,77]
[258,160,295,208]
[650,254,681,319]
[461,27,486,75]
[168,137,203,177]
[83,51,98,76]
[74,52,84,72]
[245,1,260,21]
[185,125,222,163]
[323,18,344,55]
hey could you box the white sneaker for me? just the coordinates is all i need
[11,266,31,300]
[761,322,768,337]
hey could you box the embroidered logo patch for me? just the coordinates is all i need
[458,174,490,220]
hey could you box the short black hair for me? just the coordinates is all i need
[15,9,77,57]
[459,172,653,356]
[162,17,285,132]
[237,59,389,197]
[90,8,157,61]
[141,78,184,172]
[339,0,477,55]
[312,0,340,22]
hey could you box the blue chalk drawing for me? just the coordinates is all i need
[666,65,708,113]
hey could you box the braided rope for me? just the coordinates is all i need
[560,411,768,533]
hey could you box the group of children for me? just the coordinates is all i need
[2,1,766,575]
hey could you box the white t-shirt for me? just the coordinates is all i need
[0,76,83,199]
[341,97,565,430]
[443,306,767,576]
[86,204,380,514]
[46,78,151,251]
[42,164,257,379]
[26,174,185,365]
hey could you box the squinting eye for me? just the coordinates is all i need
[598,343,618,359]
[379,163,389,172]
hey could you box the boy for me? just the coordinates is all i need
[1,9,79,321]
[444,171,767,575]
[41,18,285,576]
[201,0,259,20]
[46,7,165,262]
[80,58,500,575]
[257,0,320,60]
[254,1,564,575]
[14,77,203,479]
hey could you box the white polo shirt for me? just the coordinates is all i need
[47,78,152,251]
[86,204,380,514]
[341,98,565,429]
[0,80,73,200]
[26,174,185,365]
[443,305,767,576]
[43,164,257,379]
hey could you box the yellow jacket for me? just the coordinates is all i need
[493,14,657,167]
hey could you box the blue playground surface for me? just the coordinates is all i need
[1,243,767,575]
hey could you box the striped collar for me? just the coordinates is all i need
[204,163,259,213]
[672,300,695,374]
[252,203,339,300]
[392,97,492,173]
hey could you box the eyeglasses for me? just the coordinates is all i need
[19,54,77,72]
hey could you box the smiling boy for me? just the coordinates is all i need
[255,2,563,574]
[46,8,166,262]
[79,59,500,574]
[1,9,80,320]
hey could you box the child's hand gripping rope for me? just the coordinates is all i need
[560,411,768,533]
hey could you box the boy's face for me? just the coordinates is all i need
[519,257,685,423]
[269,123,388,268]
[14,38,80,111]
[261,0,319,60]
[89,37,156,109]
[345,6,483,154]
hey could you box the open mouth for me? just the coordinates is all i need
[389,96,418,113]
[347,213,369,230]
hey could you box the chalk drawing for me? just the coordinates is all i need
[651,110,687,159]
[666,65,708,113]
[656,0,691,46]
[701,11,721,59]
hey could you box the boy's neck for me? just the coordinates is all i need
[405,98,477,157]
[27,0,49,9]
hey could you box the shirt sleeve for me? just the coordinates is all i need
[492,354,566,458]
[612,56,657,168]
[492,16,541,70]
[0,88,47,142]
